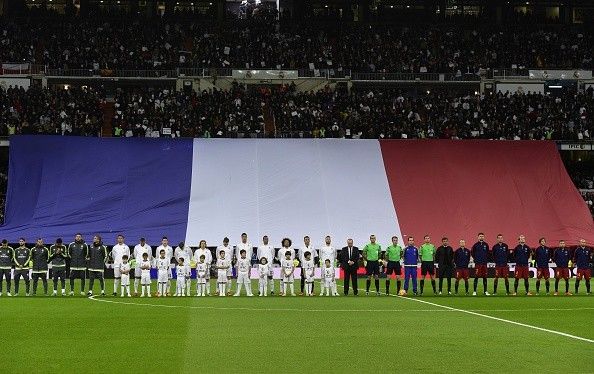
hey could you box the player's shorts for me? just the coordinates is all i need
[555,267,570,279]
[141,272,151,285]
[515,265,530,279]
[283,275,294,283]
[217,270,227,284]
[134,267,142,278]
[121,274,130,286]
[456,268,469,280]
[237,272,251,284]
[495,265,508,278]
[474,264,487,278]
[536,267,550,279]
[385,261,401,276]
[158,270,168,283]
[437,265,453,278]
[113,265,122,278]
[366,260,380,276]
[577,268,592,280]
[421,261,434,276]
[324,278,333,287]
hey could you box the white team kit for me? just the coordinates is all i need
[133,243,152,277]
[257,243,275,294]
[319,244,338,296]
[176,264,190,296]
[157,244,173,294]
[194,248,213,295]
[139,259,151,297]
[281,258,296,296]
[216,258,231,296]
[234,257,253,296]
[111,242,131,295]
[302,259,315,296]
[156,257,170,296]
[120,262,131,297]
[258,263,270,296]
[216,245,233,276]
[323,266,335,296]
[195,262,208,296]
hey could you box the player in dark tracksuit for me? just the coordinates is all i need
[435,237,454,295]
[573,239,592,295]
[553,240,571,295]
[0,240,14,296]
[87,235,108,296]
[492,234,511,295]
[13,238,31,296]
[471,233,489,296]
[31,238,50,296]
[68,234,89,296]
[534,238,552,294]
[49,238,68,296]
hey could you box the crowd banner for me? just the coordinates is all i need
[1,136,593,248]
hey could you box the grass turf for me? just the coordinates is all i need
[1,278,593,373]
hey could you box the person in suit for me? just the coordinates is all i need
[340,238,360,296]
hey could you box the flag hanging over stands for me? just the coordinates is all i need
[1,136,592,247]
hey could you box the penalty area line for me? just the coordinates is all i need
[390,293,594,344]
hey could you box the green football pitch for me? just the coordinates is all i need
[1,278,593,373]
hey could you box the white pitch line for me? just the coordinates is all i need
[87,296,594,314]
[391,294,594,344]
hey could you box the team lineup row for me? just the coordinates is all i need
[0,233,592,298]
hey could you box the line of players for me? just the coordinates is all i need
[0,232,592,297]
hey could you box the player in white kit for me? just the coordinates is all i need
[119,255,131,297]
[156,249,170,297]
[299,236,318,296]
[279,238,295,295]
[235,233,252,295]
[195,255,208,297]
[156,237,173,296]
[319,236,338,296]
[257,235,275,295]
[175,257,189,297]
[234,249,253,296]
[174,241,193,295]
[194,240,212,296]
[258,257,270,296]
[133,238,152,296]
[216,237,233,295]
[111,234,130,296]
[323,259,335,296]
[281,250,296,296]
[139,252,152,297]
[216,250,231,296]
[302,251,315,296]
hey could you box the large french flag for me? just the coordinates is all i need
[1,136,592,247]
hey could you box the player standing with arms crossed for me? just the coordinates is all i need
[140,252,152,297]
[235,233,252,295]
[492,234,511,295]
[156,237,173,296]
[281,251,296,296]
[174,241,193,295]
[217,238,233,295]
[302,251,315,296]
[120,255,132,297]
[258,257,270,297]
[156,249,170,297]
[68,234,88,296]
[110,234,130,297]
[471,233,490,296]
[534,237,552,295]
[419,235,436,295]
[299,236,317,296]
[216,250,231,296]
[195,255,208,297]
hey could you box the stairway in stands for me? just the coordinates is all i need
[101,99,115,137]
[262,101,275,137]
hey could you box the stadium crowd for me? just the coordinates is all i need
[0,85,105,136]
[0,12,592,73]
